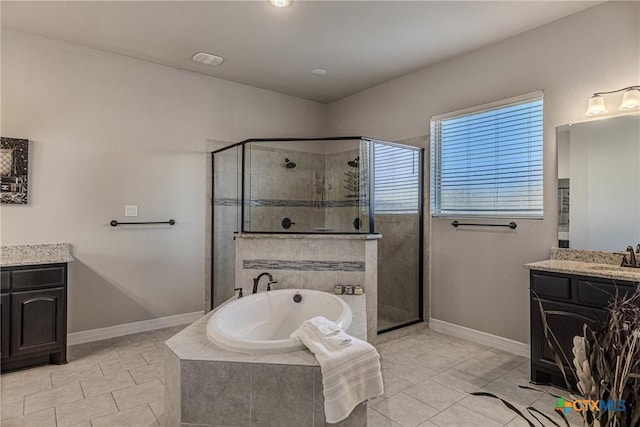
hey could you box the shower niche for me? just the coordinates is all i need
[212,137,424,333]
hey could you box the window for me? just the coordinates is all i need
[374,143,420,214]
[430,92,543,218]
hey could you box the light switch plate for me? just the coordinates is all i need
[125,205,138,217]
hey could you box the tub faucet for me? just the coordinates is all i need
[253,272,277,294]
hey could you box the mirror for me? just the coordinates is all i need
[556,114,640,251]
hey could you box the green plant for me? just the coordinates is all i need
[538,286,640,426]
[474,286,639,427]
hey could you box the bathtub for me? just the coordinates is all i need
[206,289,352,354]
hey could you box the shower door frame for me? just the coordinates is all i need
[211,138,425,326]
[372,142,425,335]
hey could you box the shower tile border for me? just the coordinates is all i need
[213,197,364,208]
[243,259,365,272]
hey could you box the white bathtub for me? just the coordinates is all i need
[206,289,352,354]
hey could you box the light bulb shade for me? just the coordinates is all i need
[585,95,607,116]
[619,88,640,110]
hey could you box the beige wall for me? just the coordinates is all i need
[0,29,326,333]
[326,2,640,343]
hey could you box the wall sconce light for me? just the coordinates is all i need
[585,85,640,116]
[268,0,292,7]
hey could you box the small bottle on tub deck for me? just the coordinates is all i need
[344,285,354,295]
[334,284,343,294]
[354,285,363,295]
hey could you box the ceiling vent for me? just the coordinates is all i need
[192,52,224,66]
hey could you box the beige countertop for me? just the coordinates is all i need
[1,243,74,267]
[525,259,640,283]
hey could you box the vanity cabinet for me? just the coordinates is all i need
[0,263,68,372]
[530,270,637,388]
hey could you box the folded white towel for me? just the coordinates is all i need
[291,317,384,424]
[306,316,342,337]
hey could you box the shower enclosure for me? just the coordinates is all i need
[212,137,424,333]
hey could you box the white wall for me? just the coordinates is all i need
[0,29,326,333]
[326,2,640,343]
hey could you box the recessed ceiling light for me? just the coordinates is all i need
[192,52,224,66]
[268,0,292,7]
[311,69,328,76]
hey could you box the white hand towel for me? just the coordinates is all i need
[291,317,384,424]
[306,316,342,337]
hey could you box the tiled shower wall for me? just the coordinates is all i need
[243,145,365,232]
[245,145,325,231]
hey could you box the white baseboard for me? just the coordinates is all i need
[429,318,529,357]
[68,311,204,346]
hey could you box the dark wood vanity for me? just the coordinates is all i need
[1,263,68,372]
[529,268,638,388]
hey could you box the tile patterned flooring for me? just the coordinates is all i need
[0,325,580,427]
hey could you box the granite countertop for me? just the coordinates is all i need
[525,259,640,283]
[235,233,382,240]
[1,243,74,267]
[165,293,367,366]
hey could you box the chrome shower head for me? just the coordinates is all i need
[347,157,359,168]
[285,158,297,168]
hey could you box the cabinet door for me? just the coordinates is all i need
[1,270,10,291]
[1,293,9,358]
[531,297,605,375]
[11,288,65,357]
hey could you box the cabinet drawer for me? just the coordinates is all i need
[576,279,635,307]
[531,273,571,299]
[11,266,65,290]
[0,271,9,291]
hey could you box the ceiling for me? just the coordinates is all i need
[1,1,600,103]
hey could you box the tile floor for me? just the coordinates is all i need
[0,325,580,427]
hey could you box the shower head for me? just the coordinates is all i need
[347,157,359,168]
[285,158,297,169]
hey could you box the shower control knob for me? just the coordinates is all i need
[282,218,295,229]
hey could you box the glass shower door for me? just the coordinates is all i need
[212,146,241,309]
[373,142,423,332]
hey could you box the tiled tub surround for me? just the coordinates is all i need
[235,233,380,340]
[526,248,640,282]
[164,295,367,427]
[0,243,74,266]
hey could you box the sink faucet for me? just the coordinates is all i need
[252,272,277,294]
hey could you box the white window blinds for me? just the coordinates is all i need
[430,92,543,218]
[374,143,420,214]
